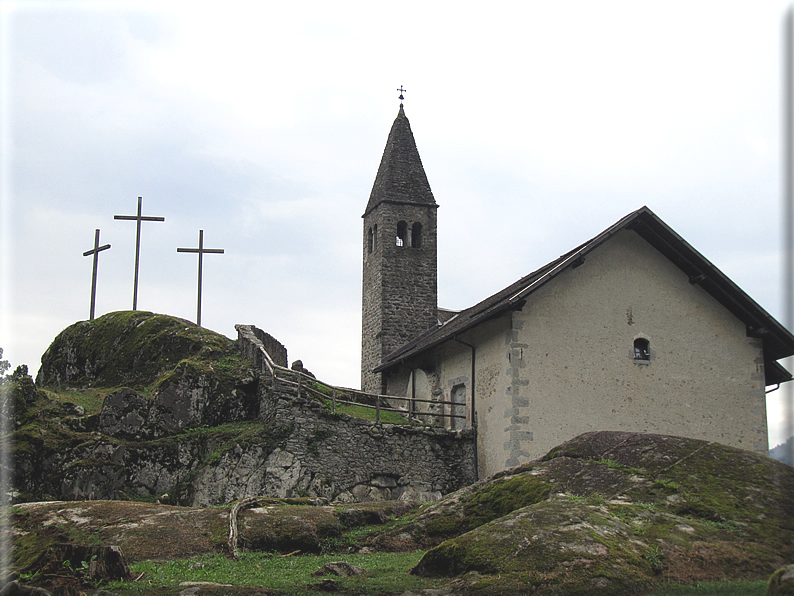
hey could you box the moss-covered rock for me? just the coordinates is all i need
[36,311,239,389]
[408,431,794,594]
[767,564,794,596]
[238,505,341,554]
[7,313,272,502]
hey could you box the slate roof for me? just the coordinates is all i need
[363,105,437,217]
[374,206,794,385]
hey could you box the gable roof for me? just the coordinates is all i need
[375,206,794,385]
[363,105,437,217]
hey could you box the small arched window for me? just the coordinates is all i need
[633,338,650,361]
[396,221,408,247]
[412,222,422,248]
[367,227,374,253]
[373,224,378,251]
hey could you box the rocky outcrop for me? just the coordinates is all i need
[9,313,476,505]
[407,431,794,594]
[36,311,239,389]
[96,367,261,442]
[8,432,793,596]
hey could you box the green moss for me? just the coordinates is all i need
[593,458,644,474]
[462,474,551,530]
[766,566,794,596]
[237,506,341,554]
[40,311,244,390]
[41,388,110,416]
[413,501,656,593]
[424,513,463,537]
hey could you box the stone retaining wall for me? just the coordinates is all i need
[257,389,477,503]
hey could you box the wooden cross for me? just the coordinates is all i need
[82,229,111,321]
[114,196,165,310]
[177,230,224,327]
[397,85,406,102]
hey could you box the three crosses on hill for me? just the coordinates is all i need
[84,196,223,326]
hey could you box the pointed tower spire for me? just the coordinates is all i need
[363,106,437,217]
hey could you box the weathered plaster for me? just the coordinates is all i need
[385,230,769,479]
[505,230,767,468]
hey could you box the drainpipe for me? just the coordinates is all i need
[453,337,478,481]
[411,367,416,417]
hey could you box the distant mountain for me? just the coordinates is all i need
[770,436,794,466]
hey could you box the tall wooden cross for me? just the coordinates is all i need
[82,229,111,321]
[177,230,224,327]
[114,196,165,310]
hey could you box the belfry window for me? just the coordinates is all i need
[396,221,408,247]
[633,338,650,361]
[412,222,422,248]
[367,227,374,253]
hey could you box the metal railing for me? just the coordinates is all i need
[256,344,466,426]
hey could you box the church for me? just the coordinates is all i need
[361,105,794,479]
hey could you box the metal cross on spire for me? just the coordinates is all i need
[397,85,406,105]
[82,229,111,321]
[114,196,165,311]
[177,230,224,327]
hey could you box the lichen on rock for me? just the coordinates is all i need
[407,431,794,594]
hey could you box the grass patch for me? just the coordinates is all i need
[312,394,412,426]
[594,458,644,474]
[107,551,436,595]
[333,401,411,425]
[42,387,111,416]
[305,380,413,425]
[646,579,767,595]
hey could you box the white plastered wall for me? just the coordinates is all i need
[495,229,767,474]
[387,229,768,479]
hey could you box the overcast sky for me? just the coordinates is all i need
[1,1,792,446]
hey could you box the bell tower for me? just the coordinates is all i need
[361,104,438,393]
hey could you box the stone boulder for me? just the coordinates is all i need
[407,431,794,594]
[36,311,239,389]
[767,564,794,596]
[145,359,260,437]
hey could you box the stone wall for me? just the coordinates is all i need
[12,360,476,506]
[236,324,288,368]
[254,388,476,505]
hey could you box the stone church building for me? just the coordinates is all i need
[361,105,794,479]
